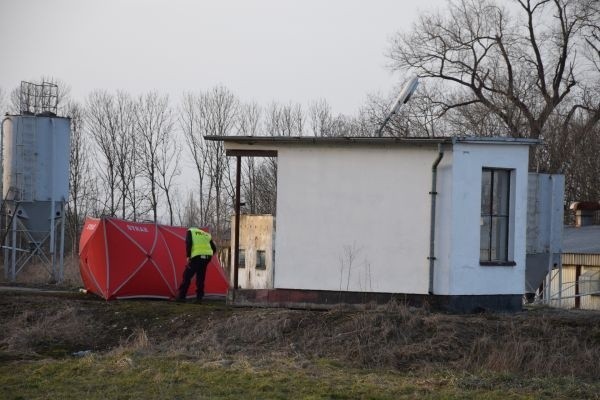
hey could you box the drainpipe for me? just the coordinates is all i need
[428,143,444,295]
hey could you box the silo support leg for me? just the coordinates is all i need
[59,207,65,283]
[10,210,17,282]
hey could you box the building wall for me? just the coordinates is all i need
[580,266,600,309]
[231,215,275,289]
[526,174,564,254]
[549,265,600,310]
[229,140,531,298]
[431,148,453,294]
[274,145,443,294]
[549,266,576,309]
[435,143,530,295]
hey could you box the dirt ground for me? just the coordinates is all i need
[2,286,600,382]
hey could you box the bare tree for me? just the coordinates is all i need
[237,102,263,213]
[203,86,238,241]
[113,92,138,220]
[85,90,139,218]
[576,1,600,132]
[0,87,6,114]
[135,92,175,223]
[86,90,120,216]
[254,159,277,214]
[265,101,305,136]
[8,88,19,114]
[387,0,600,203]
[309,99,333,137]
[180,92,211,224]
[179,86,238,239]
[180,191,201,228]
[388,0,597,139]
[65,101,97,253]
[328,108,374,137]
[156,138,181,225]
[66,101,85,251]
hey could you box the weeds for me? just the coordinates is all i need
[3,355,600,400]
[9,256,83,287]
[0,305,93,356]
[2,290,600,383]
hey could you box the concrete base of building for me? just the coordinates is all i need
[228,288,522,313]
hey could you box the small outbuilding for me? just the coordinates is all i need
[209,136,538,312]
[229,214,275,289]
[548,224,600,309]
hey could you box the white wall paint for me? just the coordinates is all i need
[431,150,453,294]
[224,139,532,297]
[275,145,437,293]
[437,143,530,295]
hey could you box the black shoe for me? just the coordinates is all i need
[175,298,186,303]
[194,299,203,305]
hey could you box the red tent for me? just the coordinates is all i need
[79,217,229,300]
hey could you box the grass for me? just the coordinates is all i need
[3,354,600,400]
[10,256,83,287]
[2,290,600,399]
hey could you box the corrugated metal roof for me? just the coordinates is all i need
[204,135,540,146]
[563,225,600,254]
[562,225,600,266]
[562,253,600,266]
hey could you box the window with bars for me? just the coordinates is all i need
[480,168,513,265]
[256,250,267,270]
[238,249,246,268]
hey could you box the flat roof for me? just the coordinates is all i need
[562,225,600,266]
[563,225,600,254]
[204,135,541,147]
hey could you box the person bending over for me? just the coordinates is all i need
[177,227,216,303]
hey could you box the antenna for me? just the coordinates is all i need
[376,75,419,137]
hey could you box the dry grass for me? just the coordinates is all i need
[463,316,600,377]
[2,291,600,381]
[3,255,83,287]
[108,328,151,359]
[0,304,94,356]
[134,300,600,380]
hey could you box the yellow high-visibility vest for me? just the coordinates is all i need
[189,228,213,257]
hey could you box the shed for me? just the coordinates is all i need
[548,225,600,309]
[229,214,275,289]
[209,136,538,312]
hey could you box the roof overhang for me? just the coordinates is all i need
[204,135,541,156]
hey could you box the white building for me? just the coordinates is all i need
[211,136,538,312]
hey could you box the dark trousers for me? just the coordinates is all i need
[178,256,210,300]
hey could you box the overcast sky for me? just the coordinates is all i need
[0,0,445,115]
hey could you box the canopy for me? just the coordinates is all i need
[79,217,229,300]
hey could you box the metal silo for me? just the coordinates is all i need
[1,81,71,283]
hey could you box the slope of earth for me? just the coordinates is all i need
[1,289,600,399]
